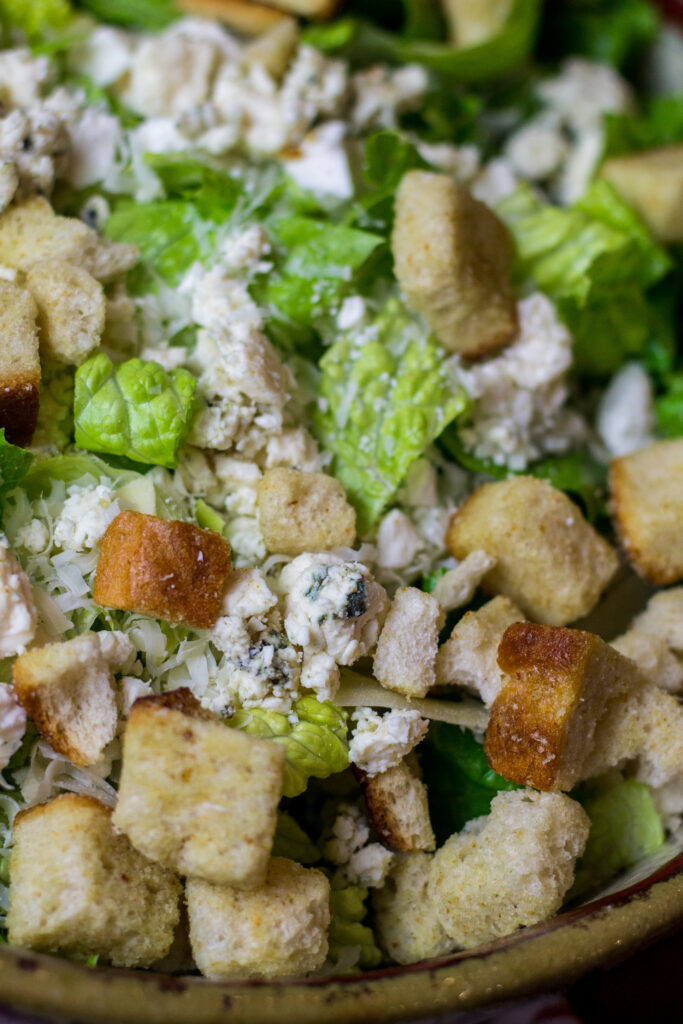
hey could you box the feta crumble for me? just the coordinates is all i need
[376,510,423,570]
[221,568,278,618]
[596,362,655,457]
[324,802,394,888]
[0,536,37,658]
[0,685,27,772]
[209,614,302,714]
[53,484,119,552]
[16,519,49,555]
[349,708,429,777]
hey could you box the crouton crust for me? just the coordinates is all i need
[93,511,231,629]
[357,759,435,852]
[257,467,356,555]
[0,280,40,447]
[133,687,215,720]
[485,622,645,791]
[610,439,683,585]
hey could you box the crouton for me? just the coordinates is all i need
[26,259,105,365]
[12,633,121,766]
[435,595,525,705]
[243,17,299,79]
[186,857,330,979]
[447,477,619,625]
[112,690,285,887]
[358,758,435,852]
[257,467,356,556]
[0,196,138,283]
[392,171,518,359]
[485,623,646,791]
[443,0,513,47]
[610,440,683,585]
[428,790,589,949]
[177,0,290,35]
[0,280,40,447]
[93,511,232,629]
[373,852,453,965]
[431,550,496,612]
[600,146,683,244]
[611,629,683,693]
[373,587,443,698]
[632,588,683,652]
[7,794,181,968]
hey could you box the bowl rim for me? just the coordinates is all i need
[1,848,682,1024]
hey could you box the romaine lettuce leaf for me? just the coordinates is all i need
[0,431,33,505]
[74,353,197,469]
[656,374,683,437]
[74,0,178,30]
[21,452,136,499]
[230,697,349,799]
[328,883,382,970]
[603,95,683,159]
[355,130,429,233]
[570,779,665,900]
[272,811,321,864]
[105,201,213,285]
[314,297,469,533]
[538,0,658,69]
[0,0,73,41]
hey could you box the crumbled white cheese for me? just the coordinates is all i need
[0,48,50,108]
[349,707,429,777]
[209,614,302,713]
[376,510,423,570]
[95,630,136,672]
[121,31,221,118]
[0,684,27,772]
[471,157,519,207]
[138,344,188,371]
[65,106,122,190]
[265,428,323,473]
[0,104,70,199]
[221,567,278,618]
[555,126,604,205]
[68,26,135,87]
[324,803,369,864]
[225,515,266,566]
[118,676,154,718]
[300,650,340,702]
[504,113,569,181]
[280,553,387,665]
[0,536,37,658]
[54,484,119,552]
[537,58,633,136]
[432,550,496,612]
[283,120,354,198]
[350,64,428,130]
[336,295,367,332]
[16,519,49,554]
[596,362,655,458]
[346,842,394,888]
[213,457,261,516]
[220,225,271,277]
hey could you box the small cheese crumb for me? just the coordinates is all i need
[349,708,429,777]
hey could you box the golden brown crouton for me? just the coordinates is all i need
[485,623,645,791]
[113,690,285,887]
[632,587,683,653]
[435,595,525,705]
[257,467,356,556]
[186,856,330,980]
[427,790,589,950]
[12,633,123,766]
[610,439,683,585]
[373,587,444,698]
[0,280,40,447]
[358,758,435,852]
[600,146,683,244]
[373,852,453,965]
[447,477,619,625]
[392,170,518,358]
[26,259,105,365]
[443,0,513,46]
[93,511,232,629]
[7,794,181,967]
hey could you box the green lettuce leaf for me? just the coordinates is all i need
[603,95,683,159]
[74,0,178,30]
[31,361,74,454]
[538,0,658,69]
[420,721,520,844]
[229,697,349,798]
[105,201,214,285]
[74,353,197,469]
[0,0,73,41]
[328,884,382,970]
[0,431,33,505]
[21,452,137,500]
[194,498,226,536]
[355,130,429,233]
[314,297,469,533]
[656,374,683,437]
[272,811,321,864]
[570,779,665,900]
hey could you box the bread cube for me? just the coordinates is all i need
[26,259,105,365]
[484,623,645,791]
[373,852,453,965]
[611,629,683,693]
[257,467,356,555]
[373,587,444,698]
[443,0,513,46]
[93,511,232,629]
[428,790,589,949]
[186,856,330,979]
[358,758,435,852]
[113,690,285,887]
[7,794,181,967]
[0,280,40,447]
[435,595,525,705]
[392,171,517,358]
[600,145,683,244]
[12,633,118,766]
[632,587,683,653]
[447,477,619,625]
[610,439,683,585]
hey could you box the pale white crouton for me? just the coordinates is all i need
[257,467,356,555]
[443,0,513,46]
[12,632,119,766]
[359,758,435,852]
[0,684,26,771]
[611,629,683,693]
[610,439,683,585]
[7,794,181,967]
[112,690,285,887]
[427,790,590,949]
[349,708,429,777]
[447,477,618,625]
[26,259,105,365]
[373,587,444,698]
[392,170,517,358]
[0,537,37,657]
[600,145,683,244]
[373,852,453,965]
[0,279,40,447]
[432,550,496,612]
[632,588,683,653]
[435,595,525,705]
[186,857,330,980]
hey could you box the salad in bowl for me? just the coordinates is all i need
[0,0,681,994]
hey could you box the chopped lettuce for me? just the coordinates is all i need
[20,452,135,499]
[74,0,179,30]
[656,374,683,438]
[603,94,683,159]
[272,811,321,864]
[314,297,468,533]
[328,883,382,971]
[0,431,33,507]
[31,361,74,455]
[0,0,73,41]
[356,130,429,233]
[538,0,658,69]
[74,353,197,469]
[230,697,349,799]
[570,779,665,900]
[105,201,214,286]
[194,498,226,536]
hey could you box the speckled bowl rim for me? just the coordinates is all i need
[1,843,682,1024]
